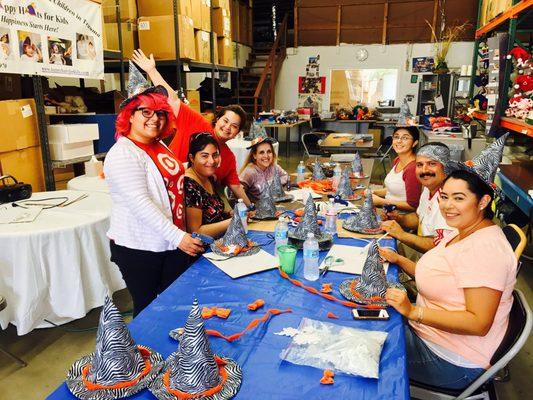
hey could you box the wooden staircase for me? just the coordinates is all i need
[234,50,269,113]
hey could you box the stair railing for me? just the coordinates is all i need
[253,14,289,117]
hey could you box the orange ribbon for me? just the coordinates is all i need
[163,356,228,399]
[201,306,231,319]
[206,308,292,342]
[278,268,384,309]
[247,299,265,311]
[349,279,385,304]
[320,283,333,294]
[320,369,335,385]
[82,347,152,391]
[327,312,339,319]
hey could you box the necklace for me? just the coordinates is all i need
[454,218,490,244]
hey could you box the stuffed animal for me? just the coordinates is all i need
[514,74,533,95]
[507,46,531,69]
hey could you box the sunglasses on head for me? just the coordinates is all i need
[135,107,168,119]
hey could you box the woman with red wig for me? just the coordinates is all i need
[104,63,204,317]
[131,49,253,208]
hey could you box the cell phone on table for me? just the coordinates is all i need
[352,309,389,320]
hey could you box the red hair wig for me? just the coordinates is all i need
[115,92,176,140]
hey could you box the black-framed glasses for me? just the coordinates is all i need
[135,107,168,119]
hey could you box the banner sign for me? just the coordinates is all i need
[0,0,104,79]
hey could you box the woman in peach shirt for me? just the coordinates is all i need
[380,168,516,389]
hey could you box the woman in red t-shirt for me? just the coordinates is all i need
[132,49,253,207]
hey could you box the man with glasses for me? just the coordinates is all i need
[381,142,455,253]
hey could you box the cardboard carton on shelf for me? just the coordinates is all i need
[0,99,39,153]
[186,90,201,113]
[212,7,231,38]
[47,124,99,144]
[104,20,138,59]
[0,146,45,192]
[191,0,202,29]
[138,15,196,60]
[217,37,233,66]
[102,0,137,22]
[200,0,211,32]
[137,0,192,18]
[195,30,211,63]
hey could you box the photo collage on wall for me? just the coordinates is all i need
[298,55,326,112]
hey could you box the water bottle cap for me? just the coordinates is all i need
[299,160,303,164]
[238,198,243,203]
[307,232,315,238]
[329,198,334,203]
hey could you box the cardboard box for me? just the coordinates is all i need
[102,0,137,22]
[213,8,231,38]
[217,37,233,66]
[191,0,202,29]
[137,0,192,18]
[195,30,211,63]
[138,15,196,60]
[0,74,22,101]
[48,124,100,144]
[186,90,201,113]
[0,146,45,192]
[213,0,230,9]
[49,141,95,161]
[104,20,138,58]
[0,99,39,153]
[201,0,211,31]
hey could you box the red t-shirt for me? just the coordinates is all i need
[131,139,186,231]
[169,103,240,186]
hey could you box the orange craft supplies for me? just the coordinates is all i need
[202,306,231,319]
[298,179,333,193]
[320,283,333,294]
[327,312,339,319]
[247,299,265,311]
[320,370,335,385]
[278,267,385,309]
[206,308,292,342]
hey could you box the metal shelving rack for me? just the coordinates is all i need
[468,0,533,137]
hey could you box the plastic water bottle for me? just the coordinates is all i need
[332,163,342,191]
[296,161,305,183]
[237,198,248,233]
[274,216,289,256]
[324,198,337,235]
[303,232,319,281]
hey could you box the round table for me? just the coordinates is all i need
[0,190,125,335]
[226,138,280,171]
[67,175,109,193]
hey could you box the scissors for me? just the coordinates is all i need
[320,256,344,278]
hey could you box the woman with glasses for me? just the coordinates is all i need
[372,125,422,211]
[132,49,253,208]
[104,79,204,317]
[184,133,233,238]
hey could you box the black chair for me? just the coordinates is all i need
[300,115,336,158]
[364,135,394,180]
[0,296,27,367]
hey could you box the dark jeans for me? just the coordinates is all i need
[405,326,485,390]
[110,241,190,317]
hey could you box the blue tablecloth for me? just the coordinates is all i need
[48,231,409,400]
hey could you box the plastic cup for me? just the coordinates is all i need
[278,245,298,274]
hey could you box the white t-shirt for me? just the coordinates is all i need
[416,187,455,242]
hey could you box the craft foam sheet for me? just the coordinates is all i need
[203,249,279,278]
[280,318,388,379]
[319,244,389,275]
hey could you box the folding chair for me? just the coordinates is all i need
[410,289,531,400]
[0,296,27,367]
[364,135,394,180]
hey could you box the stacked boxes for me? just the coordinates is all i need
[47,124,99,161]
[102,0,138,55]
[0,99,45,192]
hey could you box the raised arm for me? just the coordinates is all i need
[131,49,180,109]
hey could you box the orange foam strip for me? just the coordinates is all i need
[206,308,292,342]
[327,312,339,319]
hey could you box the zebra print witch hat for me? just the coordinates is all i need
[339,240,404,307]
[151,299,242,400]
[66,296,163,399]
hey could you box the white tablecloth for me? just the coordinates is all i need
[0,190,125,335]
[226,138,280,171]
[67,175,109,193]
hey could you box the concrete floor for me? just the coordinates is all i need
[0,143,531,399]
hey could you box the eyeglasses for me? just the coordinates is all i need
[135,108,168,119]
[392,135,413,142]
